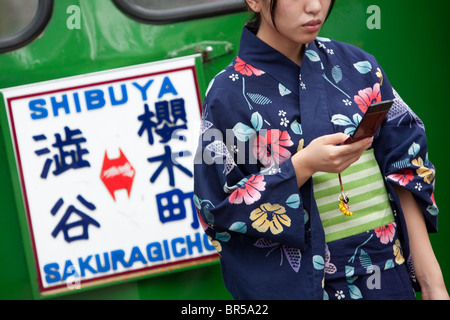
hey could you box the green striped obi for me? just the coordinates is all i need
[312,149,395,243]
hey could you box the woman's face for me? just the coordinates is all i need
[250,0,332,54]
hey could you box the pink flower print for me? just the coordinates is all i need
[324,244,336,274]
[234,57,265,76]
[197,211,210,232]
[374,222,396,244]
[354,83,381,113]
[253,130,294,167]
[388,169,414,186]
[229,174,266,205]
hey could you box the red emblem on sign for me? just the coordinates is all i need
[100,149,135,200]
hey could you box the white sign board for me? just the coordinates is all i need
[2,56,216,295]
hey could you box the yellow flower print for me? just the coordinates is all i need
[297,139,304,152]
[393,239,405,265]
[250,203,291,235]
[376,68,383,86]
[412,157,435,184]
[208,236,222,253]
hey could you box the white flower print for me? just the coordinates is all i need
[415,183,422,191]
[269,167,281,175]
[327,49,334,55]
[231,145,239,153]
[335,290,345,300]
[278,110,286,117]
[229,74,239,81]
[280,117,289,127]
[300,82,306,90]
[343,99,352,106]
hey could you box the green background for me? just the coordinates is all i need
[0,0,448,299]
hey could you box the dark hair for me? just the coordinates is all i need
[249,0,336,29]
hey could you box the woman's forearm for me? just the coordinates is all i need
[393,184,449,300]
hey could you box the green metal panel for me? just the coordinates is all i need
[0,0,245,300]
[0,0,448,299]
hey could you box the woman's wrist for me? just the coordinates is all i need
[420,281,449,300]
[416,266,449,299]
[291,149,315,188]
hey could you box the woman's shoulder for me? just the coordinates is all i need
[205,60,238,98]
[313,36,379,65]
[205,56,268,105]
[202,58,251,120]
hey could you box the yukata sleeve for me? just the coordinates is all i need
[373,76,438,233]
[193,88,306,250]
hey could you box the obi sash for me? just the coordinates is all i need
[312,149,395,243]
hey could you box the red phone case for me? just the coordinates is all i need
[344,100,394,144]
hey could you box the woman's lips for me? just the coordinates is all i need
[303,19,322,32]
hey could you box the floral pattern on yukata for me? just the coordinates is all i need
[193,25,437,299]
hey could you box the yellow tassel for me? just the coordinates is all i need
[338,195,353,216]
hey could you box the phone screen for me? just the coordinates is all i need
[345,100,394,144]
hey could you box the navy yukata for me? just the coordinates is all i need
[193,24,439,300]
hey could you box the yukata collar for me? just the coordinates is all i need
[238,23,302,97]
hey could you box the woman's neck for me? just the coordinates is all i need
[256,23,305,66]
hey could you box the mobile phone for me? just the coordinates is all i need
[344,99,394,144]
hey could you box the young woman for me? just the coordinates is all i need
[194,0,448,300]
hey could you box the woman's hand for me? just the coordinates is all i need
[291,132,373,188]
